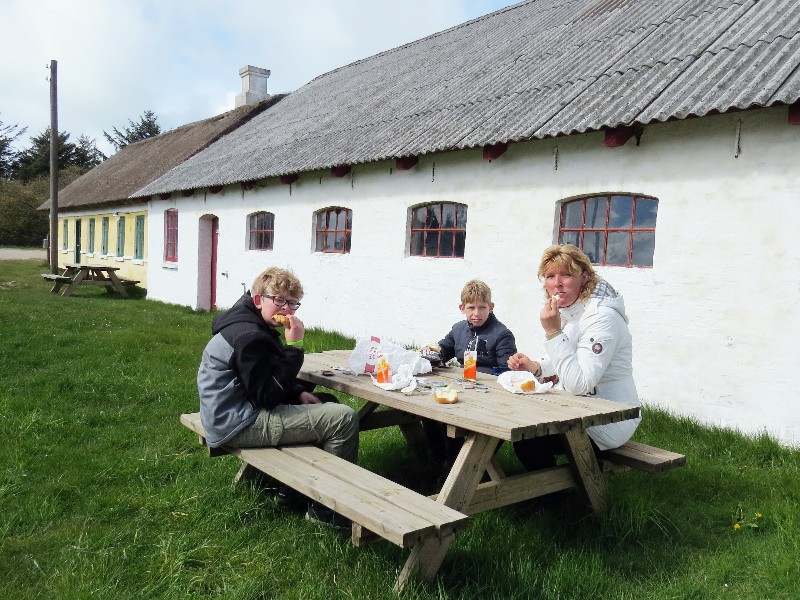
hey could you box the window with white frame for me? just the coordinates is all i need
[409,202,467,258]
[248,211,274,250]
[558,194,658,267]
[164,209,178,262]
[62,220,68,250]
[314,207,351,253]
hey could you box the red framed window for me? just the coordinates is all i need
[409,202,467,257]
[315,207,352,253]
[558,194,658,267]
[164,209,178,262]
[248,211,274,250]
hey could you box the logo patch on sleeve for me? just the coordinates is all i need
[592,342,603,354]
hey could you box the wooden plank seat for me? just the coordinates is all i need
[41,273,72,283]
[118,278,140,286]
[599,440,686,474]
[180,412,469,549]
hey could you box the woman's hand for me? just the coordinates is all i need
[508,352,540,375]
[540,295,562,336]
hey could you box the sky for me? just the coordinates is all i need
[1,0,520,157]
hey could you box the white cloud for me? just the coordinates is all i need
[0,0,518,157]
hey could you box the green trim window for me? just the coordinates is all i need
[134,215,145,260]
[62,220,68,250]
[116,216,126,257]
[558,194,658,267]
[101,217,109,254]
[88,218,96,253]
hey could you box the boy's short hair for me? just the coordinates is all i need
[461,279,492,305]
[252,267,304,299]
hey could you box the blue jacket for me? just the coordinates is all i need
[438,313,517,374]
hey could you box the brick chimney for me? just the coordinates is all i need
[235,65,270,107]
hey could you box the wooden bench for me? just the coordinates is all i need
[180,412,469,549]
[119,278,140,286]
[599,440,686,474]
[41,273,72,284]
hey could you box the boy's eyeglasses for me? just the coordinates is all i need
[264,294,301,310]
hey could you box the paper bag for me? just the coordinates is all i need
[349,335,431,376]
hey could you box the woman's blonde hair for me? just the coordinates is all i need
[537,244,599,303]
[252,266,304,299]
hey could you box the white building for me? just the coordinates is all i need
[133,0,800,446]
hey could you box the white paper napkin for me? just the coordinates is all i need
[497,371,554,394]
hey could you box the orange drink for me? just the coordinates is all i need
[376,355,391,383]
[463,351,477,380]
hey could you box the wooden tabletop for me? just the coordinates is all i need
[299,350,639,442]
[65,263,120,271]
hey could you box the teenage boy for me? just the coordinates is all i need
[197,266,358,526]
[424,279,517,485]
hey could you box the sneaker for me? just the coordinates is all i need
[305,501,351,528]
[276,485,307,508]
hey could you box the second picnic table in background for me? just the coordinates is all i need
[41,263,139,297]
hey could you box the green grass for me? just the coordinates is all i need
[1,259,798,599]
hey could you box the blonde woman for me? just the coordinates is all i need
[508,244,642,470]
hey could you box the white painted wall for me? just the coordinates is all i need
[147,107,800,447]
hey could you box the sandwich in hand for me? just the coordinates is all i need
[273,314,291,327]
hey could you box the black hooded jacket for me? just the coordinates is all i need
[197,292,307,447]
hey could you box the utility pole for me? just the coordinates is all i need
[49,59,59,273]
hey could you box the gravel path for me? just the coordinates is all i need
[0,248,47,260]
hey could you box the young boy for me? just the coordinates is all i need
[425,279,517,485]
[436,279,517,374]
[197,266,358,526]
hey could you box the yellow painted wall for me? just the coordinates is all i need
[57,210,148,288]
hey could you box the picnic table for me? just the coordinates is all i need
[182,349,684,592]
[41,263,139,297]
[299,350,646,588]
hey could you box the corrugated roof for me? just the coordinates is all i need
[46,97,280,210]
[135,0,800,197]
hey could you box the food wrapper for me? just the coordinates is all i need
[372,364,416,392]
[497,371,554,395]
[350,335,432,375]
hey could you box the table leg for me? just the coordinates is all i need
[62,268,86,297]
[560,429,608,515]
[394,433,497,592]
[105,269,128,297]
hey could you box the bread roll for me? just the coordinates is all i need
[519,379,536,393]
[273,314,290,327]
[433,387,458,404]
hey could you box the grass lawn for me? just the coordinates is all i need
[1,259,798,599]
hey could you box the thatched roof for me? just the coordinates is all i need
[44,95,283,210]
[135,0,800,196]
